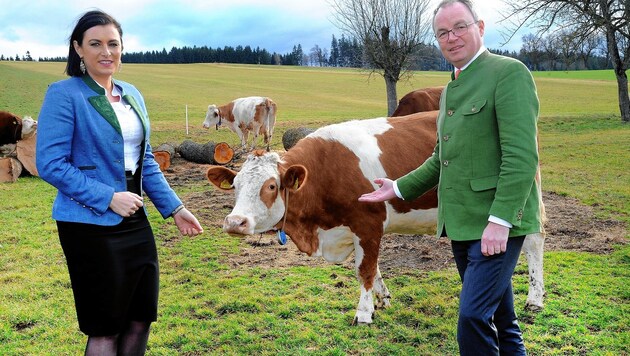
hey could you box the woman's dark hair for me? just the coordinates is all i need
[65,10,123,77]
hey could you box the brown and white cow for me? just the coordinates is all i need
[0,111,37,147]
[391,86,444,117]
[206,111,545,324]
[202,96,277,151]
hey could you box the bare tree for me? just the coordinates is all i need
[499,0,630,123]
[576,32,604,69]
[556,30,579,70]
[330,0,433,115]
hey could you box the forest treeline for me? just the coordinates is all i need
[4,32,615,71]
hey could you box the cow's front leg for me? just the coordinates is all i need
[240,129,250,150]
[250,132,259,150]
[353,285,375,325]
[373,264,391,309]
[352,236,380,325]
[523,232,545,311]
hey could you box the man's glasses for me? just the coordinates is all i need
[435,21,478,43]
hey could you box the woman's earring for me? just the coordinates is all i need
[80,58,86,74]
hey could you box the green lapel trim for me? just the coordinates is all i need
[88,95,121,134]
[81,75,105,95]
[123,94,148,135]
[82,75,122,134]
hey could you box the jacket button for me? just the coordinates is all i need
[443,135,449,141]
[447,110,454,116]
[443,160,449,166]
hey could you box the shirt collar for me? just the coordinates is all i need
[455,45,486,72]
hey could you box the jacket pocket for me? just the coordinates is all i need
[470,175,498,192]
[462,99,487,116]
[78,165,97,178]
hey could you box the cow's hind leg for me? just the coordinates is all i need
[523,232,545,311]
[373,264,391,310]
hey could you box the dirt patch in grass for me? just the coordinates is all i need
[163,155,627,274]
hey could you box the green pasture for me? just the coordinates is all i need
[0,61,628,355]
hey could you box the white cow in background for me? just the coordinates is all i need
[202,96,277,151]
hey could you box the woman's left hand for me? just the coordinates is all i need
[173,208,204,236]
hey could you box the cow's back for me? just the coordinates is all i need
[392,87,443,117]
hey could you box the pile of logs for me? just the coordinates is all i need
[1,136,236,182]
[0,134,37,183]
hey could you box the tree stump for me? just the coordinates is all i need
[0,157,23,182]
[16,134,38,176]
[282,127,315,151]
[178,140,234,165]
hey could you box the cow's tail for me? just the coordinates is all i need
[536,164,546,236]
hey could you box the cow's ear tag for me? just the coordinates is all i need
[293,179,299,190]
[277,230,287,245]
[220,179,232,189]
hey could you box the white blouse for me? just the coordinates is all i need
[111,85,143,174]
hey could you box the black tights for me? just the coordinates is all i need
[85,321,151,356]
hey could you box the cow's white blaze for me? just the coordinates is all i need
[228,152,285,234]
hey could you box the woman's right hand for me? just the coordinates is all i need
[109,191,144,217]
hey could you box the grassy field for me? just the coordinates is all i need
[0,61,628,355]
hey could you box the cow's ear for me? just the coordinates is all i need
[207,166,237,190]
[282,165,307,192]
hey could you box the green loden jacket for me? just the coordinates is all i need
[397,50,543,241]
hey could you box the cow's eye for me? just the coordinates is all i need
[268,184,276,190]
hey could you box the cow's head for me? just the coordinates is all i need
[202,105,221,130]
[207,151,307,235]
[21,116,37,139]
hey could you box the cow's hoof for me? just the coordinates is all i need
[375,296,391,309]
[352,311,374,325]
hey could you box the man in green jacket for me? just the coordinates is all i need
[359,1,542,354]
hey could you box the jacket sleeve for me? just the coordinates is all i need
[128,90,182,218]
[396,137,441,200]
[489,60,540,226]
[141,140,182,219]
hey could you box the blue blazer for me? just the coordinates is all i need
[36,75,182,225]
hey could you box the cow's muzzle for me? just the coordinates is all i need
[223,214,253,235]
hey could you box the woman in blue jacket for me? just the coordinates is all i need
[36,10,203,355]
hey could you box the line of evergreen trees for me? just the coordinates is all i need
[8,33,614,71]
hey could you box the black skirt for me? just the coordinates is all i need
[56,171,159,336]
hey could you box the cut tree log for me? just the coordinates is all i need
[153,151,171,171]
[213,142,234,164]
[178,140,235,165]
[282,127,315,151]
[16,133,38,176]
[155,142,176,157]
[0,157,23,182]
[178,140,213,164]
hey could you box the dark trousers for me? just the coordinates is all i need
[451,236,527,356]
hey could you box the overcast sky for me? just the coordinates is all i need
[0,0,526,60]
